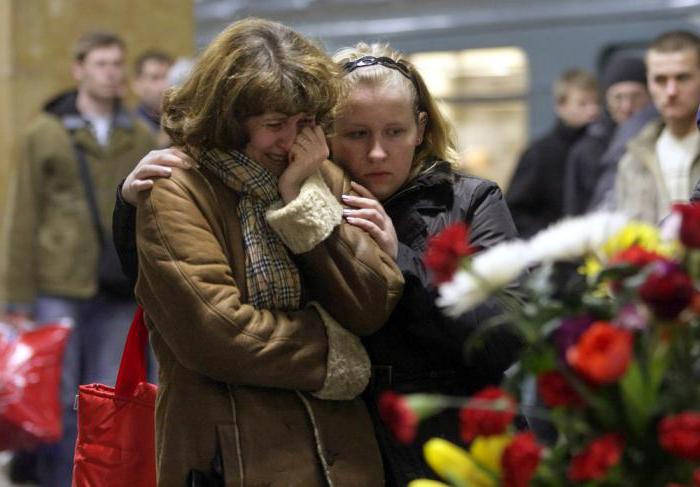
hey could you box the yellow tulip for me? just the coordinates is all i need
[423,438,498,487]
[407,480,451,487]
[469,434,513,474]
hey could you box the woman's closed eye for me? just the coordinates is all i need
[265,121,285,131]
[343,129,368,139]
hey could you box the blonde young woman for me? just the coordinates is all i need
[114,40,521,485]
[327,43,522,485]
[123,19,403,485]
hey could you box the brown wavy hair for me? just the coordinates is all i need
[332,42,459,178]
[162,18,341,154]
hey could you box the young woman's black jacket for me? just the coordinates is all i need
[111,160,523,487]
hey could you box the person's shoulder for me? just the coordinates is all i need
[450,170,505,208]
[24,112,65,137]
[452,169,501,194]
[151,164,220,202]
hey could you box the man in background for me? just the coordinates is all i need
[132,49,173,145]
[564,56,651,216]
[615,31,700,223]
[506,68,600,237]
[2,32,154,486]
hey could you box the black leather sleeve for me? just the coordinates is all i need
[112,180,139,287]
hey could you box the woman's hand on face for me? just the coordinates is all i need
[121,147,194,205]
[342,182,399,259]
[278,125,329,203]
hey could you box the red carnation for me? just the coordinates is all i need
[567,322,633,385]
[502,432,542,487]
[378,391,418,444]
[568,433,625,482]
[639,261,694,319]
[673,203,700,248]
[658,412,700,461]
[424,222,475,284]
[610,244,665,268]
[459,386,516,442]
[537,370,584,408]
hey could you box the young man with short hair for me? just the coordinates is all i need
[132,49,174,133]
[615,30,700,222]
[2,31,154,486]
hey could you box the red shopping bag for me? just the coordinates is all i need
[0,321,71,450]
[72,306,157,487]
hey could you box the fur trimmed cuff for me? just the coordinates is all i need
[308,302,371,401]
[266,172,342,254]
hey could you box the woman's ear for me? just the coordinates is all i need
[416,111,428,145]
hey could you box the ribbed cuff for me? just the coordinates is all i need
[308,301,370,401]
[266,172,342,254]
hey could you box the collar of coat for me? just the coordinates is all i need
[44,89,134,132]
[384,160,455,244]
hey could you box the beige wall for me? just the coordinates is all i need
[0,0,193,301]
[0,0,194,214]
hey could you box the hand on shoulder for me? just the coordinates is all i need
[122,147,195,205]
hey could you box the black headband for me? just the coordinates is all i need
[343,56,419,89]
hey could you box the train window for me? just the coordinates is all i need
[409,47,529,189]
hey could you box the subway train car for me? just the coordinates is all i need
[197,0,700,189]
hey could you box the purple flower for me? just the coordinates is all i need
[615,304,648,331]
[555,315,594,363]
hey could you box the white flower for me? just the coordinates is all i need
[528,212,628,263]
[437,270,490,316]
[437,240,529,315]
[436,212,629,316]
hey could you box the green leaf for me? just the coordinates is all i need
[619,359,656,439]
[520,347,557,375]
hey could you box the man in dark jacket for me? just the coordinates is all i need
[690,104,700,201]
[506,68,599,237]
[564,57,650,216]
[1,32,154,486]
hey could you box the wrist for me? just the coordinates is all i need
[278,176,304,204]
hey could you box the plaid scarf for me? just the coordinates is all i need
[199,149,302,311]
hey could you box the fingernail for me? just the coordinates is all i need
[342,209,352,216]
[341,194,350,201]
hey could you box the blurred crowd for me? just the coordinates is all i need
[506,31,700,238]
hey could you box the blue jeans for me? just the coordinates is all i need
[33,294,139,487]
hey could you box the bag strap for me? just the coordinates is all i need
[72,140,106,244]
[115,306,149,396]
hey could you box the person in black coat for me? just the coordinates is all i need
[691,104,700,201]
[564,56,650,216]
[506,68,599,237]
[112,42,523,487]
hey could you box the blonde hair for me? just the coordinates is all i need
[162,18,341,154]
[332,43,458,178]
[552,68,599,105]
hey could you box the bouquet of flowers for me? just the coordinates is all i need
[380,205,700,487]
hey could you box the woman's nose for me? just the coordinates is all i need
[368,137,387,161]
